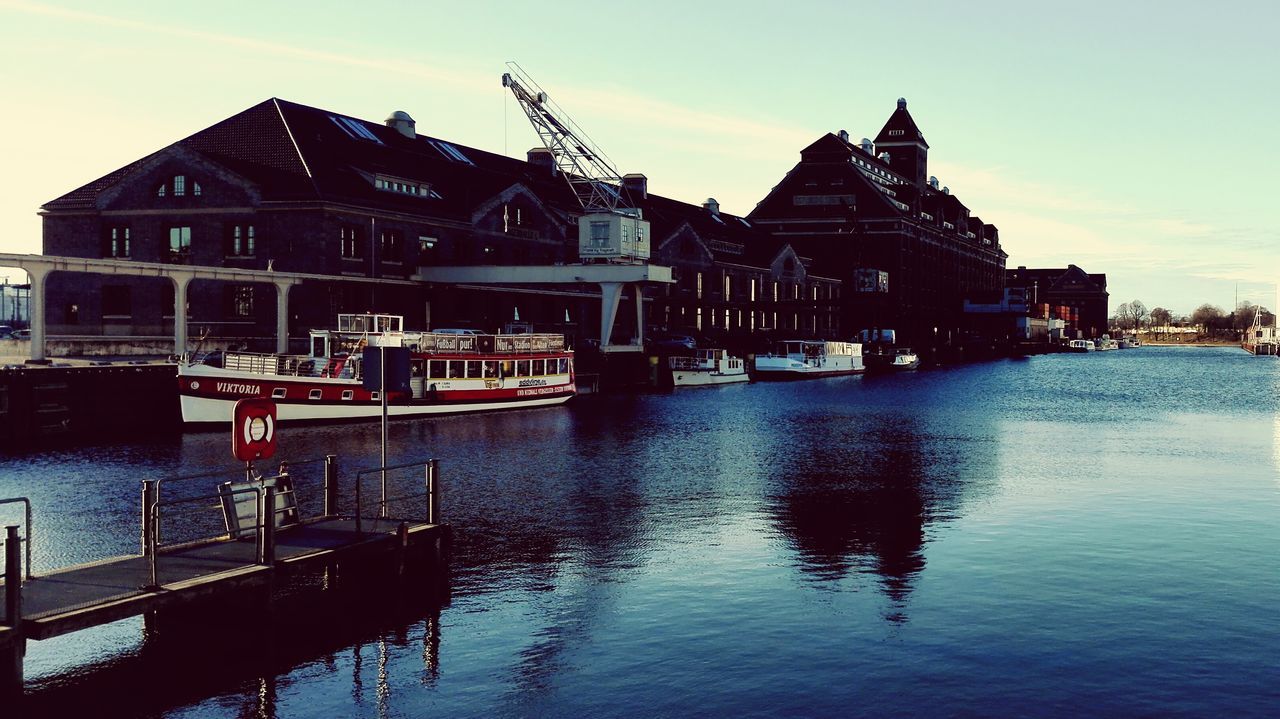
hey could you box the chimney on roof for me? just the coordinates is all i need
[703,198,720,216]
[385,110,416,139]
[929,176,939,189]
[837,129,849,143]
[942,186,950,195]
[527,147,556,175]
[897,97,907,110]
[878,152,891,164]
[860,138,873,154]
[622,173,648,200]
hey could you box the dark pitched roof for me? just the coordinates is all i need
[1006,265,1107,293]
[43,97,582,221]
[873,98,929,148]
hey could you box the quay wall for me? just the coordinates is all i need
[0,364,178,447]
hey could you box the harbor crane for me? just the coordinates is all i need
[502,62,650,263]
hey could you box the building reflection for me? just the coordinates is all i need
[766,412,972,618]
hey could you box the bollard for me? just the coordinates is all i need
[141,480,157,556]
[4,526,20,629]
[260,486,276,565]
[323,454,338,518]
[427,458,440,526]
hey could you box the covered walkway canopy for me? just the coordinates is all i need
[0,253,418,361]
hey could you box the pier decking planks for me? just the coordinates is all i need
[3,518,445,641]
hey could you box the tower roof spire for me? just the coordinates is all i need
[875,97,928,148]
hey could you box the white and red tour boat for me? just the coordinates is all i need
[179,313,575,424]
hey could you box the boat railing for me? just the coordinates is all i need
[222,352,328,378]
[668,356,711,371]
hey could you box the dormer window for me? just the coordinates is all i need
[374,174,438,199]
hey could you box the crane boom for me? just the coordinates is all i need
[502,62,625,213]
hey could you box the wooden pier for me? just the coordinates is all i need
[0,456,449,696]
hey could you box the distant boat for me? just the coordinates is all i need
[1066,339,1094,353]
[865,347,920,372]
[668,349,749,387]
[1242,308,1277,356]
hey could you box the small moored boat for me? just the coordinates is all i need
[668,349,749,387]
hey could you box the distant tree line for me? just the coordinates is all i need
[1110,299,1273,341]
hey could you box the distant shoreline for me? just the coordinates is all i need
[1140,341,1239,347]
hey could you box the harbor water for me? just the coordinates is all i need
[3,346,1279,717]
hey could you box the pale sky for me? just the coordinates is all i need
[0,0,1275,316]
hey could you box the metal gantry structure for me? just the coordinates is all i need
[502,62,626,213]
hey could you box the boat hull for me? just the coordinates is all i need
[671,370,749,387]
[179,363,574,424]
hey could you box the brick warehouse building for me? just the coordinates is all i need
[1005,265,1109,339]
[749,99,1008,349]
[39,98,836,352]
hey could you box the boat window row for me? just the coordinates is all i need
[422,357,570,379]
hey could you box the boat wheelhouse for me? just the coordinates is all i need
[179,313,575,424]
[668,349,749,387]
[753,340,864,380]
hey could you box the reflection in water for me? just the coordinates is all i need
[766,407,985,620]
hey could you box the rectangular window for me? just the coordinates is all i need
[168,226,191,261]
[380,229,403,262]
[226,285,254,318]
[173,175,186,197]
[104,226,130,258]
[429,360,445,379]
[516,360,530,377]
[696,272,703,300]
[340,225,363,259]
[531,359,545,376]
[447,360,464,378]
[723,273,730,299]
[772,281,779,302]
[750,278,757,302]
[226,224,255,257]
[466,360,482,378]
[590,221,610,248]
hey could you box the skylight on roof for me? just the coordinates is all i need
[736,217,752,228]
[429,139,474,165]
[330,115,384,145]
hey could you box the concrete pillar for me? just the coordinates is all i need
[633,283,644,346]
[274,281,293,354]
[598,282,624,347]
[171,274,192,356]
[25,265,50,362]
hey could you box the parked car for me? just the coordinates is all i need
[0,325,13,339]
[654,334,697,351]
[13,329,30,340]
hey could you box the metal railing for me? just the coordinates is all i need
[0,497,31,580]
[144,484,265,589]
[353,459,440,534]
[142,456,336,556]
